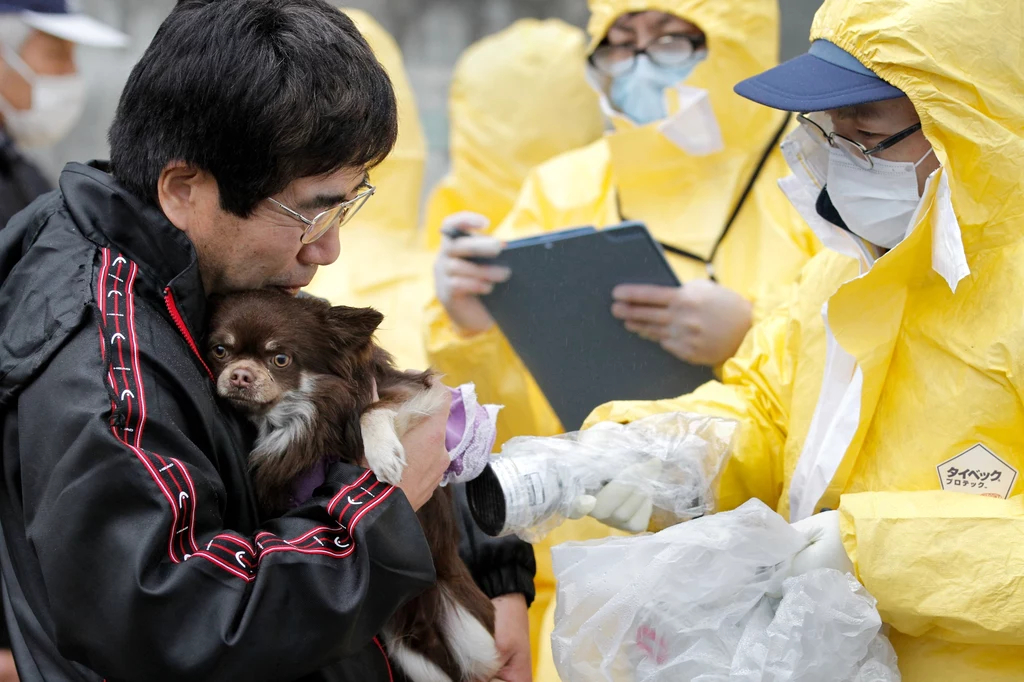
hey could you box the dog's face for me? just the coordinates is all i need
[206,291,383,415]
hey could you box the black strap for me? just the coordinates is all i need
[619,112,793,281]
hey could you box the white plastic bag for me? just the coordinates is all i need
[551,499,900,682]
[485,412,735,542]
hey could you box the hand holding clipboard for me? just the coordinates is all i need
[437,219,715,429]
[436,212,509,335]
[610,278,753,366]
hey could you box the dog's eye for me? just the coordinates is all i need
[272,354,291,368]
[211,345,227,359]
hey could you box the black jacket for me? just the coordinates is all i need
[0,162,534,682]
[0,129,51,232]
[0,126,54,659]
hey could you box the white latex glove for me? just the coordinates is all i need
[789,510,855,576]
[567,493,597,520]
[587,458,663,533]
[434,212,508,335]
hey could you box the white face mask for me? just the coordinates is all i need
[0,45,86,148]
[827,146,935,249]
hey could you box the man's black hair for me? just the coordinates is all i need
[109,0,397,217]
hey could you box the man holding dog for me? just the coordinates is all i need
[0,1,533,680]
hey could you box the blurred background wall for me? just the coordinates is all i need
[26,0,825,198]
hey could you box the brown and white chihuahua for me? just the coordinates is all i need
[206,290,502,682]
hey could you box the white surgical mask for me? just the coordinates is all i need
[0,45,86,148]
[826,147,935,249]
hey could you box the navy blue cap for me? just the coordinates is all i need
[0,0,65,12]
[734,40,904,112]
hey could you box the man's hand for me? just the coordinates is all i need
[611,280,753,366]
[394,390,452,511]
[489,593,532,682]
[0,650,19,682]
[434,212,509,336]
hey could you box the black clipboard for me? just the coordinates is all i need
[471,222,715,430]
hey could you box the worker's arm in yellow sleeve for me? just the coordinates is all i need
[424,299,562,444]
[420,179,462,251]
[839,491,1024,646]
[423,145,620,443]
[750,280,799,326]
[422,168,581,444]
[742,151,823,325]
[584,289,797,513]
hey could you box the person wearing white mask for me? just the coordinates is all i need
[800,98,937,250]
[577,0,1024,677]
[0,0,126,229]
[587,79,942,533]
[0,4,124,679]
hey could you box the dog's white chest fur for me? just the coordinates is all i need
[250,373,318,466]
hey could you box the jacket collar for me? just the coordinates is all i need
[58,161,209,340]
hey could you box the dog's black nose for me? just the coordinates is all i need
[230,368,254,388]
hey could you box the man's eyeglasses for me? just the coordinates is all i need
[797,113,921,170]
[267,183,376,245]
[589,34,706,77]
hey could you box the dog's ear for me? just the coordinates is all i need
[326,305,384,347]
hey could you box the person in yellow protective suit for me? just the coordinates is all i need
[424,1,821,676]
[428,0,821,443]
[421,18,605,245]
[303,8,431,370]
[578,0,1024,678]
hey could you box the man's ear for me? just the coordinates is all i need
[157,161,208,235]
[326,305,384,347]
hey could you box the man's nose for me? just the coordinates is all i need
[298,224,341,267]
[230,367,254,388]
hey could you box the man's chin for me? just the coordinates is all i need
[260,285,303,297]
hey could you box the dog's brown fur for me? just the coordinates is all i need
[207,290,496,682]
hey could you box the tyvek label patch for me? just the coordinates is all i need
[937,444,1017,499]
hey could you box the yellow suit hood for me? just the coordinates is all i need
[587,0,780,146]
[575,0,793,260]
[422,19,605,246]
[339,8,426,236]
[810,0,1023,243]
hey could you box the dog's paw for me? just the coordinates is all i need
[361,410,407,485]
[366,432,406,485]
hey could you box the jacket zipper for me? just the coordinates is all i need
[163,287,215,382]
[373,637,394,682]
